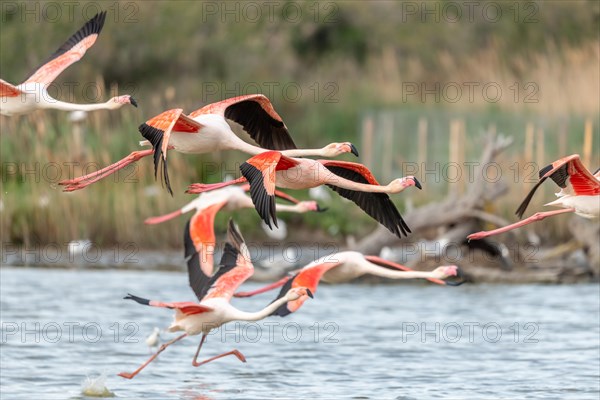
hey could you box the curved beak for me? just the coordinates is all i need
[306,289,314,299]
[444,268,467,286]
[349,143,360,157]
[129,96,138,108]
[413,177,422,190]
[316,205,329,213]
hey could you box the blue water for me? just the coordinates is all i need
[1,267,599,399]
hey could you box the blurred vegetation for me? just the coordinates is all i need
[1,0,599,248]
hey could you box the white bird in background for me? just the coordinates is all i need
[145,327,161,353]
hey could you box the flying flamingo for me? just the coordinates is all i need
[0,11,136,116]
[468,155,600,240]
[187,150,422,237]
[234,252,463,315]
[145,184,323,276]
[118,219,313,379]
[58,101,358,193]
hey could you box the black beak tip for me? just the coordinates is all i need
[446,268,467,286]
[413,177,422,190]
[316,205,329,213]
[350,143,360,157]
[306,289,314,299]
[129,96,138,108]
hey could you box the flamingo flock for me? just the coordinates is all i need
[3,11,598,381]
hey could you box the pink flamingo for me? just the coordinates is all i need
[468,154,599,240]
[145,184,323,275]
[187,150,422,237]
[58,102,358,193]
[1,11,136,116]
[117,219,312,379]
[235,252,463,315]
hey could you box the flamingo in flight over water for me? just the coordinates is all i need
[187,150,422,238]
[118,220,313,379]
[468,155,600,240]
[0,11,136,116]
[59,100,358,193]
[235,252,463,315]
[145,184,323,276]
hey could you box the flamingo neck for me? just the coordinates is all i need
[227,296,291,321]
[275,203,302,213]
[45,97,119,112]
[364,261,437,280]
[325,174,390,193]
[280,148,326,157]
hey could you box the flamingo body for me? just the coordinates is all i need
[468,155,599,240]
[118,220,312,379]
[0,12,135,116]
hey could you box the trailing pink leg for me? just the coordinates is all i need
[234,276,291,298]
[118,333,187,379]
[467,208,575,241]
[59,149,154,191]
[191,334,246,367]
[186,177,247,194]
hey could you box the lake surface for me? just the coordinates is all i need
[1,267,599,399]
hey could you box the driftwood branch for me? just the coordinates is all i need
[356,131,512,255]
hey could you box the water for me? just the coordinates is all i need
[1,267,599,399]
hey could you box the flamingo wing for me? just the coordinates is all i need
[185,201,228,287]
[123,294,213,316]
[240,151,300,229]
[270,259,342,317]
[240,183,302,204]
[0,79,22,97]
[25,12,107,86]
[516,154,600,218]
[190,94,297,150]
[202,220,255,302]
[138,109,203,195]
[320,160,411,238]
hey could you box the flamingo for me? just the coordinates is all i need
[187,151,422,238]
[145,184,323,276]
[234,252,463,315]
[0,11,136,116]
[145,328,161,353]
[117,219,312,379]
[468,154,600,240]
[58,101,358,193]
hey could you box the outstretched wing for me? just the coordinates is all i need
[320,160,411,238]
[189,94,297,150]
[239,151,300,229]
[25,11,107,85]
[270,259,342,317]
[138,109,203,195]
[184,219,212,302]
[202,220,255,302]
[516,154,600,218]
[0,79,22,97]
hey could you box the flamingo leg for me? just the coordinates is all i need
[467,208,575,241]
[191,333,246,367]
[186,177,247,194]
[59,149,154,191]
[233,276,292,298]
[118,333,187,379]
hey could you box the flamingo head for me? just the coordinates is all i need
[108,95,138,109]
[322,142,359,157]
[388,176,422,193]
[296,200,323,213]
[432,265,459,280]
[285,287,314,301]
